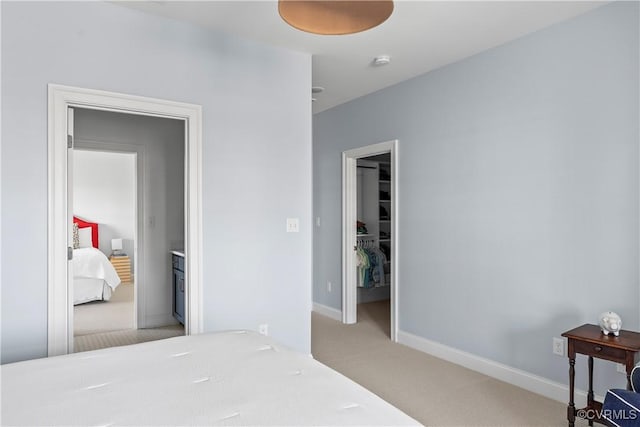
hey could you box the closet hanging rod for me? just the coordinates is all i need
[356,165,377,169]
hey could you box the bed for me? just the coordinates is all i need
[0,331,418,426]
[73,216,121,305]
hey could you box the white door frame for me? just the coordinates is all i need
[342,140,398,341]
[48,84,203,356]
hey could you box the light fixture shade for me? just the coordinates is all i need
[279,1,394,35]
[111,238,123,251]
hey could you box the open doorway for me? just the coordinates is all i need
[342,140,398,341]
[355,154,392,336]
[48,84,203,357]
[69,109,186,352]
[72,150,138,348]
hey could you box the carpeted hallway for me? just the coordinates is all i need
[73,282,184,353]
[312,301,587,426]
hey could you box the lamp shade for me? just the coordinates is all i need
[278,1,394,35]
[111,238,123,251]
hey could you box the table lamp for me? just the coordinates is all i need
[111,238,123,256]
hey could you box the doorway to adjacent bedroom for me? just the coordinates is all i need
[48,85,203,357]
[72,150,138,349]
[70,108,185,352]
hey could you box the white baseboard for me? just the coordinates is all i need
[312,302,342,321]
[397,330,597,406]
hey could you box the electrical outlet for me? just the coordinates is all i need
[553,337,564,356]
[259,324,268,336]
[617,363,627,374]
[327,281,332,292]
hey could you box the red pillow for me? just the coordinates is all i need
[73,216,99,249]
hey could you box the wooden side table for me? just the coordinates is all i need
[562,324,640,427]
[110,255,131,283]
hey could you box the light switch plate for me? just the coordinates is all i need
[286,218,299,233]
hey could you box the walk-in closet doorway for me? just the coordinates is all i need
[342,140,398,341]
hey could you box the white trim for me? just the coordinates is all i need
[341,154,357,325]
[48,90,70,356]
[48,84,203,356]
[66,107,75,353]
[397,329,600,406]
[312,303,342,322]
[184,112,203,336]
[342,140,399,341]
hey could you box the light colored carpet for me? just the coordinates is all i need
[74,325,184,353]
[74,282,184,353]
[312,301,588,427]
[74,282,134,336]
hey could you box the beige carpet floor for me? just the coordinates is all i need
[74,281,184,353]
[312,301,588,427]
[74,325,184,353]
[74,282,134,336]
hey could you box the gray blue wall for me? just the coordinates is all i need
[1,1,312,362]
[314,1,639,394]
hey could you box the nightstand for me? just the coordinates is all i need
[110,255,131,283]
[562,324,640,427]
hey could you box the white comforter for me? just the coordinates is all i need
[73,247,121,290]
[1,331,419,426]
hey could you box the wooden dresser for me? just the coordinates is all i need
[110,255,131,283]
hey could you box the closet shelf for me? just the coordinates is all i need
[357,233,373,237]
[380,199,391,202]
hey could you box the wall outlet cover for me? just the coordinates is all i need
[553,337,564,356]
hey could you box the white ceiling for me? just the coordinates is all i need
[117,1,606,113]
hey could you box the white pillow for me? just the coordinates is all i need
[78,227,92,248]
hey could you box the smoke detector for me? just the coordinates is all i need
[373,55,391,66]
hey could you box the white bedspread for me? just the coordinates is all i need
[73,247,121,290]
[1,331,419,426]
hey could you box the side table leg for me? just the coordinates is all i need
[588,356,594,427]
[568,356,575,427]
[626,354,633,390]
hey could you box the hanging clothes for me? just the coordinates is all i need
[356,247,370,287]
[356,245,387,289]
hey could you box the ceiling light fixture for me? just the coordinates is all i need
[312,86,325,94]
[278,1,394,36]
